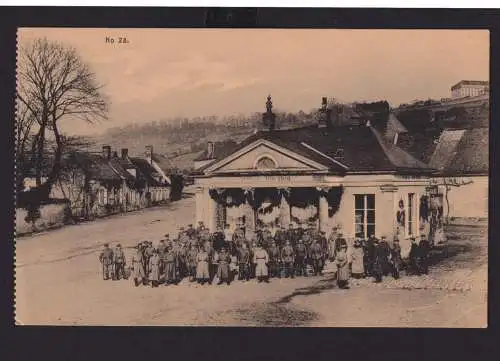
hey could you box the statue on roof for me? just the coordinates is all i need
[262,94,276,131]
[266,94,273,114]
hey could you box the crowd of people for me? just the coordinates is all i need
[98,221,433,289]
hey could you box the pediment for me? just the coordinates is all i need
[204,139,329,174]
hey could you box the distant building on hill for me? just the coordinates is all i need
[451,80,489,99]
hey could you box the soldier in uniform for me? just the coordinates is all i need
[309,239,324,276]
[286,224,295,247]
[196,221,205,234]
[163,245,178,285]
[196,245,210,285]
[390,238,402,279]
[274,226,287,248]
[318,230,328,256]
[177,242,188,280]
[149,249,161,288]
[216,247,232,285]
[156,239,166,274]
[418,234,431,275]
[113,244,126,280]
[144,241,154,279]
[294,239,308,277]
[186,224,196,239]
[131,243,146,286]
[253,243,270,283]
[262,227,273,249]
[281,240,295,278]
[99,243,114,280]
[187,243,199,282]
[238,242,251,281]
[267,240,281,278]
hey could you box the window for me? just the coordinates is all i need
[408,193,415,236]
[354,194,375,239]
[255,156,277,169]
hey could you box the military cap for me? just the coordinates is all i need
[104,243,109,247]
[116,243,121,248]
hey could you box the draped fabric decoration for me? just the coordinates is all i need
[419,195,429,222]
[291,209,318,226]
[288,187,319,208]
[325,186,344,217]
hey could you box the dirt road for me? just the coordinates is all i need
[14,196,487,327]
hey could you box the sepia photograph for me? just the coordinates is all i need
[14,28,488,327]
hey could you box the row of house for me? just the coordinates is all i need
[46,145,173,219]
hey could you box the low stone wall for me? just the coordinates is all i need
[16,203,71,236]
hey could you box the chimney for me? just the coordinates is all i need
[319,97,333,129]
[207,141,215,159]
[145,145,153,164]
[121,148,128,159]
[102,145,111,159]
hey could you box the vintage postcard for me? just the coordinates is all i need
[14,28,488,327]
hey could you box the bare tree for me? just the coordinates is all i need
[17,37,109,200]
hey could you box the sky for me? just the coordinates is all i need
[17,28,489,136]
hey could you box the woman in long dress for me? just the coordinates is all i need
[196,246,210,285]
[350,238,365,278]
[335,244,350,289]
[149,249,161,288]
[131,243,146,287]
[253,243,270,283]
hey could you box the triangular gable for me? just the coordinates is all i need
[204,139,331,174]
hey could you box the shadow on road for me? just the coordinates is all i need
[274,276,337,305]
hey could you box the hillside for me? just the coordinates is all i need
[90,111,319,171]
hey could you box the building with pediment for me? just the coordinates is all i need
[193,96,439,253]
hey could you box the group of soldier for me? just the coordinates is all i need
[98,221,433,289]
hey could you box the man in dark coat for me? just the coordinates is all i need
[294,239,308,277]
[365,234,377,276]
[99,243,114,280]
[372,239,384,283]
[267,240,281,278]
[408,237,420,275]
[378,236,391,276]
[281,240,295,278]
[418,234,431,275]
[212,226,226,252]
